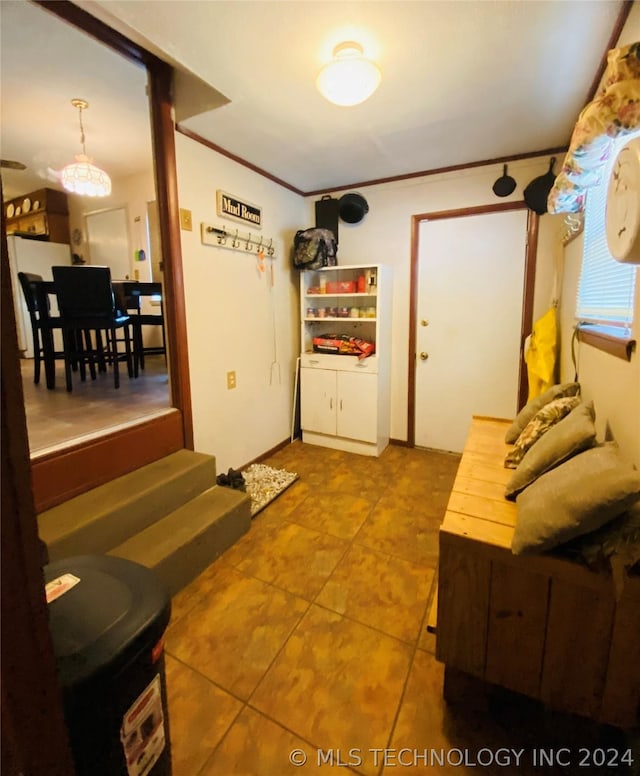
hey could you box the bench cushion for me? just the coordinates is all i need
[504,382,580,443]
[505,401,597,499]
[512,443,640,554]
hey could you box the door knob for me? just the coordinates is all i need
[420,319,429,327]
[420,352,429,360]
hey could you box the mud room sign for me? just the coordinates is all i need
[216,190,262,228]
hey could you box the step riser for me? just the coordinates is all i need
[131,499,251,597]
[42,458,217,562]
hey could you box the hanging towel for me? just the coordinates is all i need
[525,306,558,401]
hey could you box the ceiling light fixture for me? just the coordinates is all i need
[316,41,381,107]
[61,99,112,197]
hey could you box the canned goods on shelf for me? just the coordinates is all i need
[317,308,327,318]
[338,307,349,317]
[328,307,338,317]
[349,307,359,318]
[306,308,317,318]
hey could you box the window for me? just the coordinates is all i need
[576,132,639,359]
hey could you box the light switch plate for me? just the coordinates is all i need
[179,208,193,231]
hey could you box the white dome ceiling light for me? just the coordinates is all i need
[316,41,381,107]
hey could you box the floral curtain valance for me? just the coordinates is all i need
[547,41,640,215]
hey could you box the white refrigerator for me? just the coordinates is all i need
[7,235,72,357]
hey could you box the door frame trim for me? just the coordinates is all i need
[407,202,538,447]
[28,1,193,510]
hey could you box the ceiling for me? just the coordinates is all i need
[0,0,631,200]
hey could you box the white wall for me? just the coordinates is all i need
[175,131,306,471]
[307,156,565,441]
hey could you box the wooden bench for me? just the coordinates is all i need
[436,416,640,728]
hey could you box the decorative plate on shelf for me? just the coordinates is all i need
[15,206,21,217]
[6,203,14,218]
[22,197,31,213]
[33,199,40,211]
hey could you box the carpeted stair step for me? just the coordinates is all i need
[39,449,217,561]
[108,485,251,596]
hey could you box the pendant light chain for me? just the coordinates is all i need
[62,98,112,197]
[77,102,87,156]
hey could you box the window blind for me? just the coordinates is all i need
[576,134,638,330]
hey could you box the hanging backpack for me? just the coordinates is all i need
[292,228,337,270]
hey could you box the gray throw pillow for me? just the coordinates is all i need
[505,401,597,499]
[505,382,580,443]
[512,443,640,555]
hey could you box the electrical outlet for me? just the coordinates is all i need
[179,208,193,231]
[226,371,236,390]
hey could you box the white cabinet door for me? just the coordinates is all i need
[301,367,336,435]
[337,371,377,443]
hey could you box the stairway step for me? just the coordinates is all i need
[109,485,251,596]
[39,450,217,561]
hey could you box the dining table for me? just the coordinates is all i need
[33,279,164,390]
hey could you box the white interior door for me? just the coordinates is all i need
[85,207,131,279]
[415,210,527,453]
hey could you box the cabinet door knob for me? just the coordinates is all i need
[420,352,429,361]
[420,319,429,327]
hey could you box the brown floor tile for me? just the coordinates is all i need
[316,543,434,643]
[165,654,242,776]
[199,706,361,776]
[255,479,315,522]
[250,604,412,776]
[376,490,449,520]
[165,564,308,700]
[355,503,441,567]
[385,650,469,775]
[168,557,227,628]
[287,490,376,540]
[230,521,349,600]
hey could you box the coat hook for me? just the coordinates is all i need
[232,229,239,248]
[217,232,227,245]
[256,236,263,251]
[267,238,274,256]
[245,233,253,250]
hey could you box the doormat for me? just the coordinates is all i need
[242,464,298,517]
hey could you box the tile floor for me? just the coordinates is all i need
[164,441,633,776]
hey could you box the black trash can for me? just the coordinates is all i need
[44,555,172,776]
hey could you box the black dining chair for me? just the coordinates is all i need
[52,265,134,392]
[17,271,66,388]
[113,280,166,377]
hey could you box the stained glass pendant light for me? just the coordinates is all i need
[61,99,112,197]
[316,41,381,107]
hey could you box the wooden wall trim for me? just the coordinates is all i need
[31,411,184,512]
[407,201,532,447]
[519,212,540,409]
[177,126,305,197]
[304,148,567,197]
[1,191,76,775]
[150,64,194,449]
[34,0,165,69]
[584,0,633,105]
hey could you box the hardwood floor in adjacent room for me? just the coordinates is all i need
[21,354,171,457]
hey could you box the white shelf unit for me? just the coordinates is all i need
[299,264,392,456]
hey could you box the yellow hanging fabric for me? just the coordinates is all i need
[525,306,558,401]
